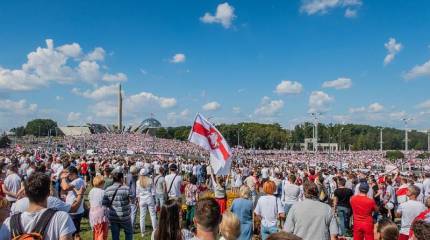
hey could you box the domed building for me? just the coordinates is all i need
[131,118,162,135]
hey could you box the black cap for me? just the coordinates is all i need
[169,163,178,171]
[359,182,370,193]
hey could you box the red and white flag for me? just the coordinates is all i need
[396,184,409,204]
[188,113,232,175]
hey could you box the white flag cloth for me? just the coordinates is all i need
[188,113,232,175]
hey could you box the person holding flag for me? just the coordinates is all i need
[188,113,232,176]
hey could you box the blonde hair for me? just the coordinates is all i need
[219,211,240,240]
[139,175,151,188]
[240,185,251,199]
[93,175,105,188]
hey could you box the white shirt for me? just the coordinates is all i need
[51,163,63,179]
[423,178,430,199]
[65,178,85,215]
[0,209,76,240]
[165,173,183,198]
[136,179,155,204]
[88,187,105,208]
[397,200,426,235]
[254,195,284,227]
[282,181,301,205]
[11,196,71,215]
[4,173,21,202]
[261,168,269,179]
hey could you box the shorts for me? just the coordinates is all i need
[71,213,84,234]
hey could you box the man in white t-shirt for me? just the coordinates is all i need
[11,185,84,215]
[422,172,430,200]
[396,185,427,239]
[164,164,183,199]
[61,166,86,240]
[261,167,269,181]
[2,165,22,204]
[0,172,76,240]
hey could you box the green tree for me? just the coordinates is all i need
[25,119,58,137]
[385,150,404,161]
[10,126,26,137]
[0,135,11,148]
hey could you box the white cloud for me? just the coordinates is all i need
[170,53,186,64]
[57,43,82,58]
[389,111,406,119]
[322,77,352,89]
[368,102,384,112]
[232,107,241,114]
[275,80,303,95]
[167,109,190,124]
[417,99,430,109]
[180,109,190,117]
[404,59,430,80]
[90,101,117,118]
[384,38,402,65]
[202,101,221,111]
[349,106,366,113]
[0,99,37,114]
[308,91,333,113]
[200,2,236,28]
[102,73,127,82]
[0,39,125,91]
[77,61,100,83]
[55,96,63,101]
[85,47,105,61]
[72,84,118,100]
[67,112,81,122]
[255,97,284,116]
[344,8,357,18]
[127,92,177,109]
[300,0,362,15]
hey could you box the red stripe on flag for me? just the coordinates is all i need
[192,122,209,137]
[397,187,408,196]
[217,140,230,161]
[192,122,230,161]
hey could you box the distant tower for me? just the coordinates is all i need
[118,84,123,133]
[427,129,430,151]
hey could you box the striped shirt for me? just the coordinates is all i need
[102,182,131,223]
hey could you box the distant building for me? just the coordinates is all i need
[131,118,162,135]
[59,117,162,136]
[300,138,338,152]
[59,126,92,136]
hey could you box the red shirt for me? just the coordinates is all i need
[350,195,376,224]
[80,162,88,174]
[308,174,317,182]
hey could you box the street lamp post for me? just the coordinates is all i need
[339,127,344,152]
[311,112,321,152]
[402,118,413,152]
[427,129,430,152]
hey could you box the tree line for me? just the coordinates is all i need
[156,122,429,151]
[7,119,429,151]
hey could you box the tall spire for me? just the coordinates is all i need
[118,83,123,133]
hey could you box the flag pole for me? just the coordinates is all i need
[188,112,200,141]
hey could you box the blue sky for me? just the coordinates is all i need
[0,0,429,131]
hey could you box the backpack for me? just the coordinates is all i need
[10,208,57,240]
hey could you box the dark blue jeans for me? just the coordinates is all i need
[337,206,351,236]
[111,220,133,240]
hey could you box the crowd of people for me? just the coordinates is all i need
[0,133,429,240]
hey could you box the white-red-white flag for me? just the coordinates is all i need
[188,113,232,175]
